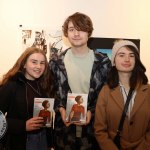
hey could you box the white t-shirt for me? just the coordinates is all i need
[64,49,94,94]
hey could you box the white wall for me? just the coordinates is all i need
[0,0,150,79]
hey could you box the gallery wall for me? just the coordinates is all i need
[0,0,150,79]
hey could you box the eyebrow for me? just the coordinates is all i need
[30,59,45,62]
[117,52,134,55]
[68,27,74,29]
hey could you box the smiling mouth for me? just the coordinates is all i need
[73,38,81,40]
[34,70,42,74]
[122,64,131,67]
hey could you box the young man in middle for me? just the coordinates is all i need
[49,12,111,150]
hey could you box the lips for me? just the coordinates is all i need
[72,38,81,41]
[33,70,43,76]
[122,64,131,67]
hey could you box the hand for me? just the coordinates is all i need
[26,117,44,131]
[59,107,72,127]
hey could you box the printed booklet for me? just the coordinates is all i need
[66,93,88,123]
[33,98,55,127]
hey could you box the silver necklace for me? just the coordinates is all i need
[26,81,41,96]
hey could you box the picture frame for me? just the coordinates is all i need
[87,37,140,59]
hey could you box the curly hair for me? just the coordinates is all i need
[75,95,82,103]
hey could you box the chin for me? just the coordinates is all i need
[34,75,42,79]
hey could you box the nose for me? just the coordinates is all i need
[36,63,42,68]
[125,55,130,61]
[74,29,79,35]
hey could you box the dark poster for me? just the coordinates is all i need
[87,37,140,59]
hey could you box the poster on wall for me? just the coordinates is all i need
[87,37,140,59]
[20,26,140,60]
[21,26,70,59]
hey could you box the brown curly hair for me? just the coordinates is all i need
[75,95,82,103]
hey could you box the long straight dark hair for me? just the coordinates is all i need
[107,45,148,89]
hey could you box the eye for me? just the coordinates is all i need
[68,28,74,32]
[118,54,124,57]
[130,54,135,57]
[32,60,37,64]
[40,61,45,65]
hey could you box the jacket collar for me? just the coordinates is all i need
[111,85,149,118]
[50,48,111,89]
[51,49,69,78]
[10,71,40,84]
[131,85,148,118]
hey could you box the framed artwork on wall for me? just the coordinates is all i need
[20,26,70,60]
[20,26,140,61]
[87,37,140,59]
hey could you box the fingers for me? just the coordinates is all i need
[65,121,73,127]
[26,117,44,131]
[32,117,44,124]
[74,122,86,126]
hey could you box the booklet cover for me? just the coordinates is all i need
[33,98,55,127]
[66,93,88,123]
